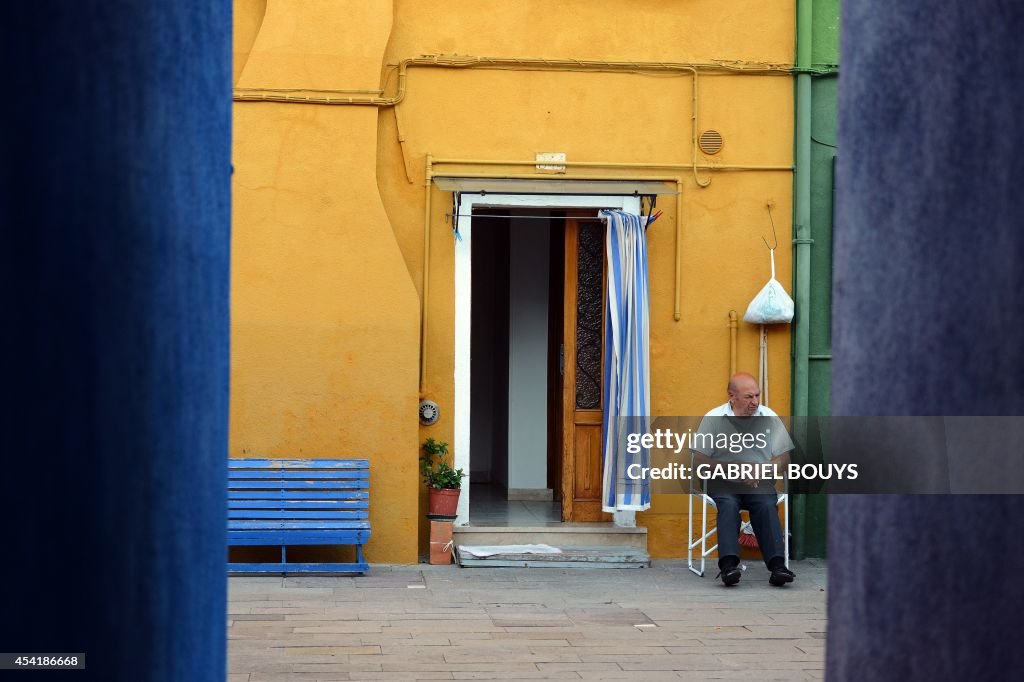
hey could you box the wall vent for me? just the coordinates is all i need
[698,129,724,155]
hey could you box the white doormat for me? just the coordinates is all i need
[457,544,562,557]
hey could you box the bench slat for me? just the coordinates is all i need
[228,532,369,546]
[230,470,368,480]
[229,520,371,530]
[228,530,370,543]
[229,490,368,500]
[229,500,367,510]
[229,480,366,490]
[230,510,368,520]
[229,459,369,469]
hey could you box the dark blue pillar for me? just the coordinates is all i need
[1,2,230,680]
[830,1,1024,679]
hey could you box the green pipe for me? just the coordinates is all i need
[791,0,814,560]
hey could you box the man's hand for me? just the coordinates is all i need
[772,451,792,476]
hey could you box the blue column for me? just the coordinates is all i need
[830,1,1024,679]
[1,2,230,680]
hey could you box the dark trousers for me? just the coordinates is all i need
[710,491,785,569]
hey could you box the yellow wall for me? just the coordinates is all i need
[232,0,796,560]
[231,0,420,563]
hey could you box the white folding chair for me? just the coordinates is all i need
[687,471,788,577]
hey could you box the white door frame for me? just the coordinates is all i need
[453,193,641,526]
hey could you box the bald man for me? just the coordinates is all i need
[691,373,796,587]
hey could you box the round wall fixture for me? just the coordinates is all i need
[698,129,724,155]
[418,399,440,426]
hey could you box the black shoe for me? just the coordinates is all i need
[769,566,796,586]
[717,565,742,586]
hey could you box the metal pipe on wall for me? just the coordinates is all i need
[675,177,684,321]
[420,153,433,391]
[234,56,794,107]
[790,0,814,560]
[431,158,792,173]
[729,310,738,376]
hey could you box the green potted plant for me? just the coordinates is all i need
[421,437,465,517]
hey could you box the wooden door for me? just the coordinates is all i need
[561,216,611,522]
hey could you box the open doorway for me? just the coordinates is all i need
[466,207,619,525]
[469,209,561,525]
[453,193,641,526]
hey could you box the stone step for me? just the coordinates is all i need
[455,544,651,569]
[452,523,648,550]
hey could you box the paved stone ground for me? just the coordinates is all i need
[228,559,827,681]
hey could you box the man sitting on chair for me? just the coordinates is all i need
[691,372,796,587]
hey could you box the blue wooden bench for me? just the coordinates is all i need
[228,458,370,574]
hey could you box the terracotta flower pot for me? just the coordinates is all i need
[427,487,460,517]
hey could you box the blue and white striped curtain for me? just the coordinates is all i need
[599,210,652,512]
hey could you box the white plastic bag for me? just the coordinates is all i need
[743,250,794,324]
